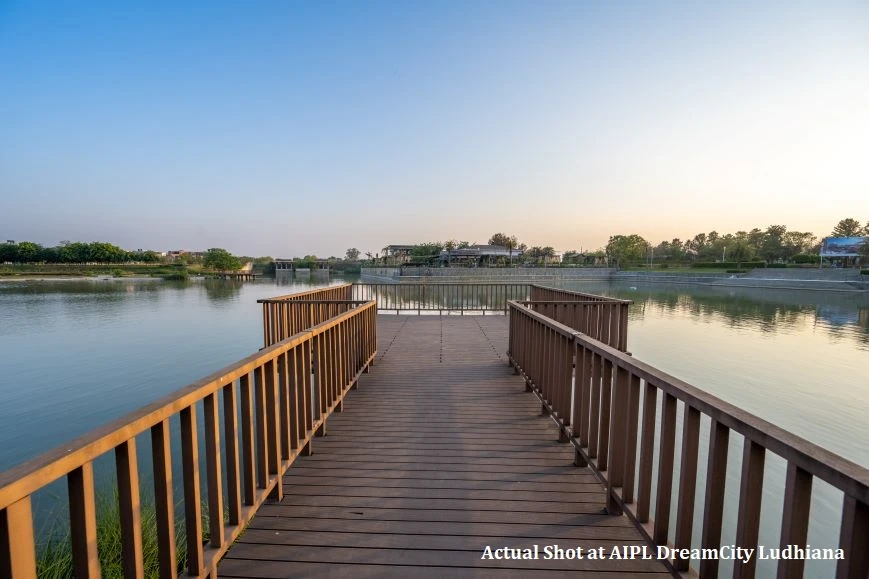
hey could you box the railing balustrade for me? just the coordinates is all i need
[351,283,530,314]
[260,300,369,348]
[259,284,353,347]
[516,300,630,351]
[0,300,376,578]
[508,300,869,579]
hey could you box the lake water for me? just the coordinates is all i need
[1,276,867,577]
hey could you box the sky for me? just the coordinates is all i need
[1,1,867,258]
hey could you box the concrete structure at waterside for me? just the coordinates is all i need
[275,258,330,272]
[362,266,869,291]
[439,244,525,265]
[362,266,615,282]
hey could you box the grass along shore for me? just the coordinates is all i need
[0,263,256,280]
[37,491,217,578]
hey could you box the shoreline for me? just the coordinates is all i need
[0,275,205,282]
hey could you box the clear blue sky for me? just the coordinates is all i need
[1,1,867,257]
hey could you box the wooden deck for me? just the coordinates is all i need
[219,315,671,578]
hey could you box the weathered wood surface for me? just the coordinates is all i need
[220,316,669,578]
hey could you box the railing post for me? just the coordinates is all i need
[699,419,730,577]
[777,463,813,579]
[150,421,176,578]
[673,405,701,571]
[180,406,204,576]
[204,392,226,545]
[735,439,765,579]
[115,439,144,579]
[0,497,37,579]
[653,393,677,546]
[222,382,243,527]
[838,496,869,579]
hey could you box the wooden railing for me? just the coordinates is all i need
[507,301,869,579]
[260,300,368,348]
[516,300,629,351]
[0,300,376,578]
[351,283,530,314]
[259,284,353,347]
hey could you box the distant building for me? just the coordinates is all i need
[439,244,524,265]
[384,245,415,264]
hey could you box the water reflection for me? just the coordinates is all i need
[554,281,869,350]
[202,279,243,302]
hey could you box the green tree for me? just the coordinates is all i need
[747,228,765,254]
[345,248,360,261]
[606,234,649,266]
[562,250,581,264]
[523,246,541,262]
[656,238,686,261]
[203,248,242,271]
[782,231,817,262]
[831,218,863,237]
[728,239,754,262]
[758,225,787,262]
[0,243,17,262]
[16,241,42,262]
[411,242,443,261]
[488,233,520,263]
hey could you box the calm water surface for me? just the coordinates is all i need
[559,280,869,468]
[0,275,346,472]
[1,277,867,577]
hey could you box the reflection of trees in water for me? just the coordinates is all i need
[631,291,811,333]
[202,280,242,302]
[0,280,166,296]
[565,282,869,346]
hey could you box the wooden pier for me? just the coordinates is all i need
[219,316,669,578]
[215,272,259,281]
[1,283,867,579]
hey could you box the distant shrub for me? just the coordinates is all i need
[767,263,787,268]
[726,269,748,274]
[861,269,869,275]
[162,270,189,281]
[793,253,820,264]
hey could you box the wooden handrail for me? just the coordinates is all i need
[0,300,377,578]
[529,284,632,304]
[507,300,869,578]
[256,283,352,304]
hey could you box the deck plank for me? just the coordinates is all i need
[220,316,670,577]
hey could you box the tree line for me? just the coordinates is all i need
[604,218,869,266]
[0,241,162,264]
